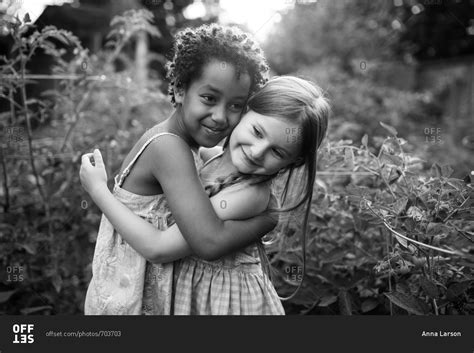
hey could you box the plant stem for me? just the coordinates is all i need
[433,298,438,316]
[0,88,18,213]
[443,196,470,223]
[60,39,127,152]
[447,221,474,243]
[383,228,393,316]
[366,203,465,256]
[20,56,52,235]
[0,146,10,212]
[9,87,15,125]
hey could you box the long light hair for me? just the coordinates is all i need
[207,76,330,300]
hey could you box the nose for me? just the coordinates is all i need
[249,141,267,160]
[210,104,227,128]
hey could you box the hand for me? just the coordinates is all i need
[80,149,108,197]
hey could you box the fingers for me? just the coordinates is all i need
[81,152,94,167]
[93,149,104,167]
[80,149,103,168]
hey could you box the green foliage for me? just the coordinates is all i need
[396,0,474,60]
[295,61,443,142]
[1,8,472,316]
[0,9,169,314]
[264,1,400,74]
[270,124,473,315]
[261,0,473,314]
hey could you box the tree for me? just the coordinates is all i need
[263,0,400,74]
[396,0,474,60]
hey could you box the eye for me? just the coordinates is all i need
[201,95,215,104]
[272,148,284,158]
[229,103,244,112]
[253,126,263,138]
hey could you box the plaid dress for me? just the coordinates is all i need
[171,153,285,315]
[171,245,285,315]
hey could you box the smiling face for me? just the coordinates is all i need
[228,110,303,175]
[174,59,251,148]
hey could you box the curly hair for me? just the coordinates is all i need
[166,24,269,106]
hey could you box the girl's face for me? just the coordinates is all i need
[175,59,251,148]
[228,110,303,175]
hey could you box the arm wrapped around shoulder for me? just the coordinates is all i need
[210,182,272,221]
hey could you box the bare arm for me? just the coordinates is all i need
[148,136,277,260]
[80,144,277,261]
[148,182,273,263]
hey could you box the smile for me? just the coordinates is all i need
[202,125,225,135]
[241,147,259,167]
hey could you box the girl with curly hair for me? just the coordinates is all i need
[82,24,272,315]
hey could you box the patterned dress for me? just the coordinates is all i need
[84,132,199,315]
[170,152,285,315]
[85,133,284,315]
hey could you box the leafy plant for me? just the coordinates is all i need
[0,9,167,314]
[270,123,473,315]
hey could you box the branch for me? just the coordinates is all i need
[443,196,471,223]
[365,202,467,257]
[20,55,51,234]
[0,147,10,213]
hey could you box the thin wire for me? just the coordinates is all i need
[0,74,107,81]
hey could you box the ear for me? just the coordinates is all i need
[174,85,185,104]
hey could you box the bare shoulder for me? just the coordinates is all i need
[141,134,196,176]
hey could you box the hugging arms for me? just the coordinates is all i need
[80,139,278,264]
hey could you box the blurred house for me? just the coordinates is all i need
[0,0,129,119]
[37,1,114,52]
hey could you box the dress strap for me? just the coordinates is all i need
[115,132,181,187]
[199,150,225,171]
[198,151,224,175]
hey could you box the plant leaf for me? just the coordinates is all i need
[19,243,37,255]
[23,13,31,23]
[344,148,354,169]
[20,306,53,315]
[393,197,408,215]
[430,163,442,178]
[0,290,17,303]
[446,281,472,300]
[380,122,398,136]
[361,134,368,148]
[420,277,439,298]
[52,274,62,293]
[426,222,449,237]
[440,165,454,178]
[338,289,352,315]
[384,291,428,315]
[381,152,403,166]
[318,295,338,307]
[361,299,378,313]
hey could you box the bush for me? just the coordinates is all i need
[0,9,169,314]
[269,124,474,315]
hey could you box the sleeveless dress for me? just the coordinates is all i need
[171,152,285,315]
[84,132,201,315]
